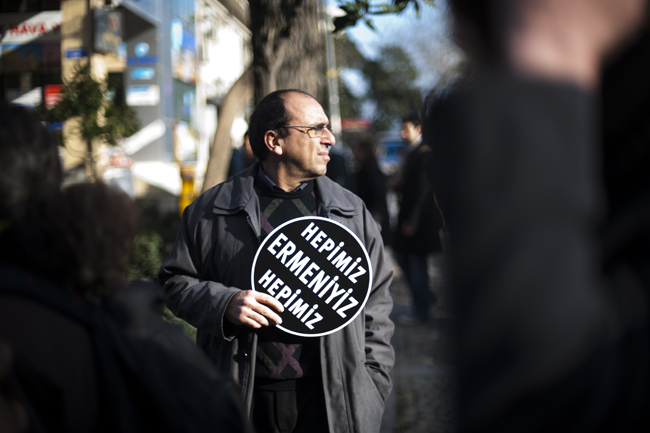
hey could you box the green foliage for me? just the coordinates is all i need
[103,102,141,146]
[363,45,423,131]
[335,33,366,70]
[338,79,363,119]
[335,35,422,131]
[163,307,197,343]
[126,201,196,341]
[38,62,139,147]
[333,0,435,33]
[127,230,164,282]
[127,200,181,283]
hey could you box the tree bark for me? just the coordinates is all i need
[250,0,323,103]
[201,66,254,193]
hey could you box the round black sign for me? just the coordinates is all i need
[251,216,373,337]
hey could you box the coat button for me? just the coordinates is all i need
[242,352,248,359]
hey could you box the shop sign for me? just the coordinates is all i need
[65,48,87,58]
[45,84,63,108]
[126,84,160,106]
[0,11,61,44]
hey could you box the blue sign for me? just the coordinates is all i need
[127,55,157,66]
[46,122,63,133]
[134,42,150,57]
[182,29,195,52]
[65,48,87,58]
[130,67,156,80]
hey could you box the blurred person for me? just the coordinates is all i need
[325,141,356,191]
[229,130,257,178]
[159,89,395,433]
[392,112,444,323]
[399,111,423,161]
[390,110,423,192]
[242,130,257,168]
[0,102,97,432]
[0,102,249,433]
[352,139,391,246]
[3,182,138,297]
[428,0,650,431]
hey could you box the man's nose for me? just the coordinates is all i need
[322,127,336,146]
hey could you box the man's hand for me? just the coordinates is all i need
[505,0,646,89]
[225,290,284,329]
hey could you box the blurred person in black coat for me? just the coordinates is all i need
[429,0,650,431]
[352,139,391,246]
[0,102,249,433]
[393,113,444,323]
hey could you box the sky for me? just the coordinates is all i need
[329,0,457,116]
[344,0,453,86]
[344,3,440,58]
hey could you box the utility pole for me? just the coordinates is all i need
[319,0,342,141]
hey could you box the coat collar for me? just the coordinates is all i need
[212,161,357,217]
[212,162,259,214]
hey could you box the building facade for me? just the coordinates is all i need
[0,0,251,211]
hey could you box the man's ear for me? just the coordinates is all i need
[264,130,283,156]
[416,125,422,135]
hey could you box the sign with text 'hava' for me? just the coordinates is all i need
[252,216,372,337]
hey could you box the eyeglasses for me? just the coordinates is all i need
[281,124,332,138]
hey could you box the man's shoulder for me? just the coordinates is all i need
[187,183,223,215]
[315,175,364,208]
[193,166,258,211]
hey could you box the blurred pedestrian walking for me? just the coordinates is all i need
[392,112,444,323]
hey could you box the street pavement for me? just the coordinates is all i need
[380,251,457,433]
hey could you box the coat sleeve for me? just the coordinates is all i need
[158,198,242,341]
[360,202,395,401]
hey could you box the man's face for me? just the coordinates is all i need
[277,92,335,181]
[401,121,421,145]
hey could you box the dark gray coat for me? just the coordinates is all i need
[159,163,395,433]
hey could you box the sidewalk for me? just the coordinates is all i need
[380,252,457,433]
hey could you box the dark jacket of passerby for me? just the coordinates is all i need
[430,70,650,432]
[393,142,443,255]
[0,267,99,433]
[159,162,395,433]
[0,267,251,433]
[0,185,250,433]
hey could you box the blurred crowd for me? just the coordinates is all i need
[3,0,650,431]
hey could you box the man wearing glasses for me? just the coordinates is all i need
[159,90,395,433]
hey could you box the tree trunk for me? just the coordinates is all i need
[250,0,323,103]
[201,66,254,193]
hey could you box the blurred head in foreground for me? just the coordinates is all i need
[0,102,137,297]
[0,102,62,220]
[448,0,647,87]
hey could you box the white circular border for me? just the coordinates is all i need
[251,216,373,337]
